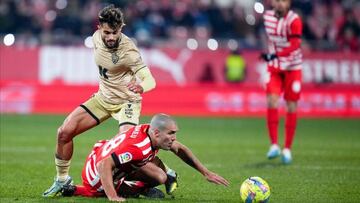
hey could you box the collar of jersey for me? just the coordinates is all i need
[145,125,156,152]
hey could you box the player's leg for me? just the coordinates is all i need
[265,68,282,159]
[43,106,98,197]
[43,96,110,197]
[114,161,166,199]
[282,69,302,164]
[117,157,178,199]
[126,156,178,195]
[152,156,178,195]
[132,161,167,198]
[62,183,106,197]
[62,141,108,198]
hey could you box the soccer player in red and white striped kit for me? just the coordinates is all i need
[260,0,303,164]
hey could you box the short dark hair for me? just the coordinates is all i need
[98,4,124,30]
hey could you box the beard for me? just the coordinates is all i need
[275,6,289,17]
[102,38,120,49]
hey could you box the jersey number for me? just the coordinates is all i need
[101,133,126,157]
[98,66,109,79]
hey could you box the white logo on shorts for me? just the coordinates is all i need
[292,81,301,93]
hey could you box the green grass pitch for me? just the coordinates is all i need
[1,114,360,202]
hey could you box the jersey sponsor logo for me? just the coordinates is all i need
[111,52,119,64]
[119,152,133,164]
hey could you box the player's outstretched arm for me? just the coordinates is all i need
[170,141,229,186]
[97,156,126,202]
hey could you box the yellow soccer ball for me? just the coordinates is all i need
[240,177,270,203]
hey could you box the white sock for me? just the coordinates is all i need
[55,157,71,182]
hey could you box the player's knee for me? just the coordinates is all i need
[57,126,74,144]
[155,171,167,185]
[286,102,297,112]
[267,98,278,108]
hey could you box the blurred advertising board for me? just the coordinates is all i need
[1,46,359,117]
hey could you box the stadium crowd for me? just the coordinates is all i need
[0,0,359,51]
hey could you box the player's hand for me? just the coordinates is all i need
[108,196,126,202]
[204,171,229,187]
[127,81,144,94]
[259,53,277,62]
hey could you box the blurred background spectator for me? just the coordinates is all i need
[0,0,359,51]
[224,49,246,82]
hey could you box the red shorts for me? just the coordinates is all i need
[266,67,302,101]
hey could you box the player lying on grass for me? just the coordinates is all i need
[60,114,229,201]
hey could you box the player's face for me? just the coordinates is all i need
[99,23,122,49]
[272,0,290,17]
[157,122,178,150]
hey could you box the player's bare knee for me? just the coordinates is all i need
[156,171,167,185]
[267,95,279,108]
[267,99,278,108]
[57,126,74,144]
[286,103,297,112]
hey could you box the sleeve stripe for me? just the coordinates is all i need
[111,152,121,168]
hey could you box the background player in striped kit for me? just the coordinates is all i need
[260,0,303,164]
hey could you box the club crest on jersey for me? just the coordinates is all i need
[111,52,119,64]
[118,152,132,164]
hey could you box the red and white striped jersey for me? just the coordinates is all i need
[263,10,303,70]
[81,124,158,192]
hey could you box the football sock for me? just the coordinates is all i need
[55,157,71,182]
[164,163,176,177]
[285,112,297,149]
[267,108,279,145]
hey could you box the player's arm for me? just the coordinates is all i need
[128,67,156,94]
[276,17,302,57]
[96,156,126,202]
[170,141,229,186]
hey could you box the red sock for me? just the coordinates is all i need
[285,112,297,149]
[267,108,279,145]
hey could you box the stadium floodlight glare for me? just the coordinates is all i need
[227,39,238,51]
[187,38,198,50]
[3,34,15,46]
[245,14,256,26]
[254,2,264,14]
[56,0,68,10]
[84,36,94,48]
[45,10,57,22]
[207,38,218,51]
